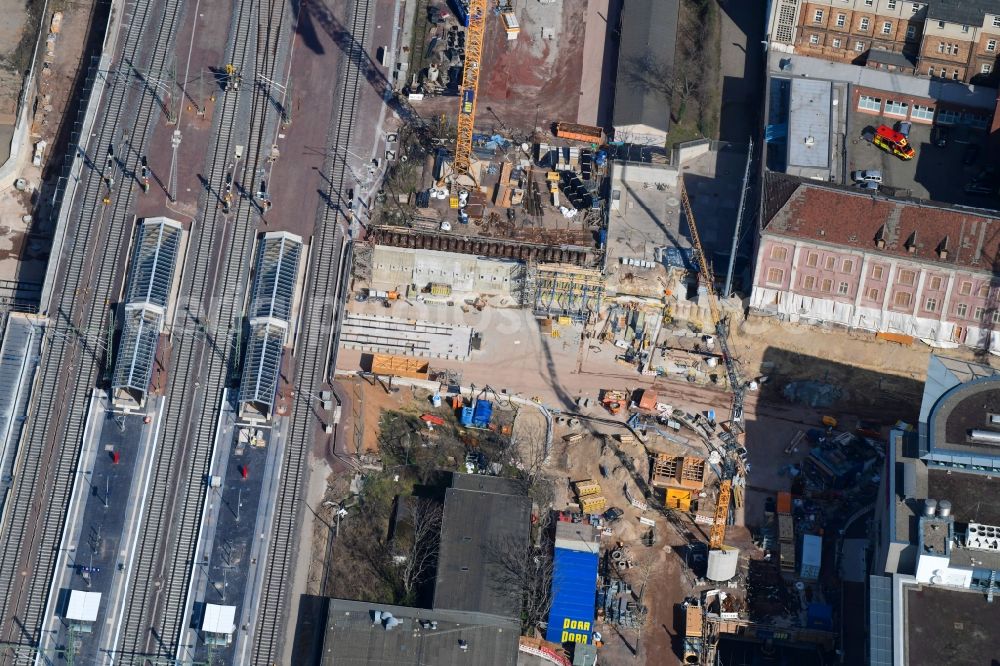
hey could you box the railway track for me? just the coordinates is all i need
[112,0,292,659]
[0,0,184,656]
[250,0,372,662]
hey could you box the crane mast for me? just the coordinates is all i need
[678,177,745,551]
[454,0,488,179]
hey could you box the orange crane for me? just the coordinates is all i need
[453,0,488,180]
[678,177,745,551]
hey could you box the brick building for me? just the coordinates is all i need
[768,0,1000,85]
[751,173,1000,351]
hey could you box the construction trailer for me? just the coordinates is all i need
[546,525,600,646]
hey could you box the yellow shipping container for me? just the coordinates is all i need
[558,316,572,326]
[573,479,601,497]
[449,196,460,209]
[579,495,607,514]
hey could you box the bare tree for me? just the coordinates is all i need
[486,533,555,635]
[630,559,656,661]
[622,54,675,101]
[394,497,443,603]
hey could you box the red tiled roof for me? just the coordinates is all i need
[762,173,1000,272]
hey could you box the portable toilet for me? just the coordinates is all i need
[460,407,474,426]
[431,393,442,408]
[472,400,493,427]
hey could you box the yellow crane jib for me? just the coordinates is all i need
[709,479,731,550]
[453,0,488,179]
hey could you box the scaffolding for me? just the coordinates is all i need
[532,263,605,322]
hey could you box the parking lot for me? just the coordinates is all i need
[846,111,995,208]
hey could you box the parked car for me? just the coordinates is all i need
[931,125,949,147]
[963,144,981,165]
[858,181,879,191]
[964,181,996,196]
[603,508,624,524]
[851,169,883,183]
[894,120,912,137]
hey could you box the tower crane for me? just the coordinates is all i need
[678,177,746,551]
[453,0,488,183]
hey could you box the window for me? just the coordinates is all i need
[770,245,788,261]
[810,34,820,44]
[766,267,784,285]
[976,307,986,320]
[898,269,916,286]
[994,16,1000,28]
[887,0,896,8]
[983,63,993,74]
[894,291,912,307]
[867,288,881,301]
[858,95,882,111]
[885,99,909,116]
[842,259,854,273]
[860,17,870,31]
[937,20,945,29]
[929,66,935,77]
[856,40,866,52]
[907,25,916,39]
[925,297,938,312]
[993,311,1000,324]
[825,256,836,270]
[838,281,850,295]
[912,104,935,120]
[929,276,943,290]
[822,279,833,293]
[882,22,893,35]
[912,3,922,13]
[961,25,969,34]
[953,71,960,80]
[989,40,997,52]
[836,13,846,27]
[978,284,989,298]
[864,0,873,6]
[938,42,946,53]
[960,281,972,295]
[957,303,969,317]
[833,38,843,48]
[871,265,884,279]
[814,9,824,22]
[804,275,816,290]
[807,252,819,267]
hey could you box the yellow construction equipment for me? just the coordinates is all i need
[709,479,731,550]
[453,0,488,180]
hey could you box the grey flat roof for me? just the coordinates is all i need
[904,584,1000,665]
[432,474,531,617]
[321,598,519,666]
[613,0,678,133]
[787,78,831,169]
[867,49,917,69]
[926,469,1000,525]
[768,52,998,110]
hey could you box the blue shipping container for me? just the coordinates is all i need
[448,0,469,26]
[546,547,599,645]
[460,407,474,426]
[472,400,493,427]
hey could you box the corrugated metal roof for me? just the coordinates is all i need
[545,547,599,644]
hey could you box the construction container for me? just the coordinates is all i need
[459,406,474,426]
[554,121,604,144]
[637,389,658,411]
[778,514,794,544]
[579,495,607,514]
[472,399,493,427]
[800,534,822,580]
[546,547,599,644]
[574,479,601,497]
[450,395,463,409]
[776,491,793,515]
[370,354,430,379]
[665,488,692,512]
[706,546,739,582]
[501,11,520,39]
[780,541,796,572]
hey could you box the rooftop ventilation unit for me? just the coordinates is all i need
[966,523,1000,552]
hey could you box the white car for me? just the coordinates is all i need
[851,169,883,183]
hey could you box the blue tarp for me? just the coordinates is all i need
[661,247,698,272]
[545,547,599,645]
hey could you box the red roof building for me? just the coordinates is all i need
[751,173,1000,351]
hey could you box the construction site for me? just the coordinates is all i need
[325,1,860,665]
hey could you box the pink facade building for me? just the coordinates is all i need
[751,174,1000,351]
